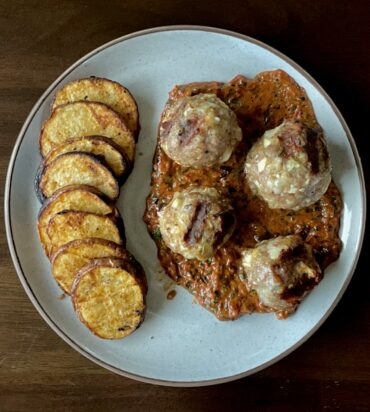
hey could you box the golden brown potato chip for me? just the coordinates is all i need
[39,101,135,160]
[72,257,147,339]
[36,152,119,202]
[44,136,130,182]
[37,185,117,257]
[53,77,140,138]
[46,211,124,256]
[51,238,130,294]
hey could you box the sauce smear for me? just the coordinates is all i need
[144,70,342,320]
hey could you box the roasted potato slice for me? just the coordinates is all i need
[50,238,131,294]
[72,257,147,339]
[39,101,135,160]
[52,77,140,138]
[36,152,119,202]
[46,211,125,256]
[37,185,117,257]
[44,136,130,182]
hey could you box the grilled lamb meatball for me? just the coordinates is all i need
[159,93,242,168]
[158,187,235,260]
[244,120,331,210]
[241,235,322,316]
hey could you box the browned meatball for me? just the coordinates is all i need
[244,120,331,210]
[241,235,322,317]
[159,94,242,168]
[158,187,235,260]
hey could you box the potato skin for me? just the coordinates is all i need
[33,77,147,339]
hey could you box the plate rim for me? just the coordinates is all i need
[4,24,367,387]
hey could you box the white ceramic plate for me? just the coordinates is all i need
[5,26,366,386]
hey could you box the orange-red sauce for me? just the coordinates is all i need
[144,70,342,320]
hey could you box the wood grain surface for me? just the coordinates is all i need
[1,1,369,411]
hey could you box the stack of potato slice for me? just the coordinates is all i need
[35,77,147,339]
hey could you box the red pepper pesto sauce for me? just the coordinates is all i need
[144,70,342,320]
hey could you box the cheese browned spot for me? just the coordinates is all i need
[158,186,235,260]
[244,120,331,210]
[160,93,242,168]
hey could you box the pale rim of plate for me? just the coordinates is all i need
[4,25,367,387]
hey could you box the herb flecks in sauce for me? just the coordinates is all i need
[144,70,342,320]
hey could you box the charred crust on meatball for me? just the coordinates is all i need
[213,209,236,249]
[184,201,211,245]
[305,127,330,174]
[278,121,330,175]
[178,118,204,147]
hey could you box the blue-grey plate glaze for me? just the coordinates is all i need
[5,26,366,386]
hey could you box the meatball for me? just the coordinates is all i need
[244,120,331,210]
[159,93,242,168]
[158,187,235,260]
[241,235,322,316]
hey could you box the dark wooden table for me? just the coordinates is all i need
[1,1,369,410]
